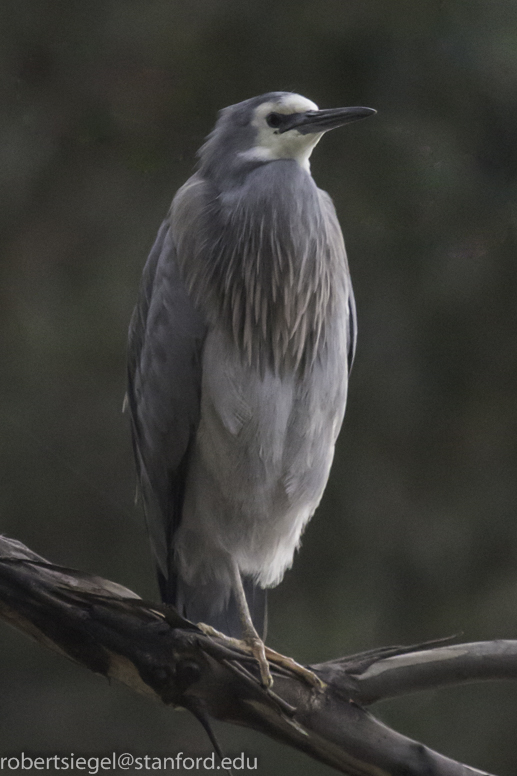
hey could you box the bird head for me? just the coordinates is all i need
[198,92,375,181]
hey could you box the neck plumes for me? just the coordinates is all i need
[186,161,348,374]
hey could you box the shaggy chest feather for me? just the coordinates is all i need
[182,163,348,374]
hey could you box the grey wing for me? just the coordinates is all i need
[347,287,358,373]
[318,187,358,374]
[127,217,206,589]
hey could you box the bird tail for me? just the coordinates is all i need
[158,570,267,640]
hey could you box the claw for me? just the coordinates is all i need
[264,647,325,689]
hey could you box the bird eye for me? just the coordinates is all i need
[266,112,283,129]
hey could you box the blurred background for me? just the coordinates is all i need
[1,0,517,773]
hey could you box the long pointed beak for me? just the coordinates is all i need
[279,106,376,135]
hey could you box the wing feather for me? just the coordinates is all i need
[127,210,206,583]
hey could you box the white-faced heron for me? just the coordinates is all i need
[127,92,375,685]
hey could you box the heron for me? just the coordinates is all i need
[127,92,375,686]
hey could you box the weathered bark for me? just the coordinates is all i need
[0,535,507,776]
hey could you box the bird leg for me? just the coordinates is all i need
[229,560,273,688]
[226,563,324,689]
[197,562,325,689]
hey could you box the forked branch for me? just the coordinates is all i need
[0,535,509,776]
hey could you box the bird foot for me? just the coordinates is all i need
[197,623,273,687]
[197,623,323,689]
[264,647,325,689]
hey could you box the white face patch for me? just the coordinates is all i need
[240,93,323,172]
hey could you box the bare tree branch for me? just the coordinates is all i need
[321,640,517,705]
[0,535,504,776]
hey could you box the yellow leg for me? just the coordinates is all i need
[229,560,273,687]
[197,566,324,690]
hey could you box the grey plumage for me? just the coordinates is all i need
[127,92,374,639]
